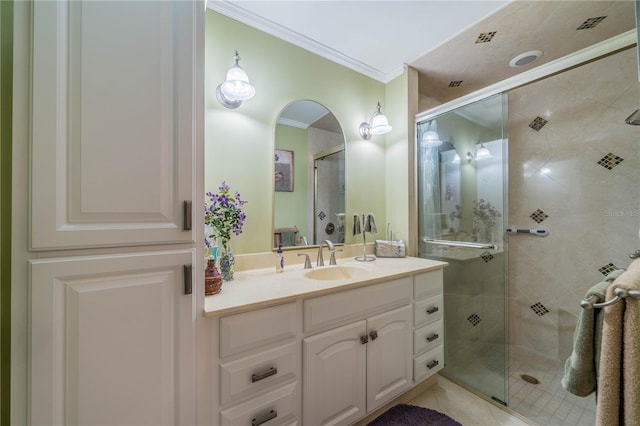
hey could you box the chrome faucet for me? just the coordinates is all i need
[317,240,335,267]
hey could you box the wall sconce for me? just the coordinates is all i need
[475,144,492,160]
[359,102,392,140]
[467,144,492,161]
[216,50,256,109]
[421,120,443,148]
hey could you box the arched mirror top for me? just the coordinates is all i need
[273,100,346,250]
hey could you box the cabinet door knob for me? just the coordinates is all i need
[426,333,439,342]
[369,330,378,341]
[251,409,277,426]
[426,360,440,370]
[360,335,369,345]
[426,306,439,315]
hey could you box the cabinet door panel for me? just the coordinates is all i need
[29,250,195,426]
[366,305,412,411]
[30,0,199,249]
[303,321,366,426]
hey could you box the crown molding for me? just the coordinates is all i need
[207,1,390,83]
[276,117,309,129]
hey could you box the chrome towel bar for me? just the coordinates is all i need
[581,287,640,310]
[422,238,497,250]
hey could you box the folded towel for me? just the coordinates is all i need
[365,213,377,234]
[561,269,623,396]
[353,213,361,236]
[596,259,640,426]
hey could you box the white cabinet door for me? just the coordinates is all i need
[303,321,367,426]
[30,0,201,250]
[366,305,413,411]
[29,249,196,426]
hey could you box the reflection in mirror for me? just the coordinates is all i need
[274,100,345,249]
[417,94,506,253]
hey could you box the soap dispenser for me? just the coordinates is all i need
[276,244,284,272]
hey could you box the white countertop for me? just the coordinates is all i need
[204,256,448,316]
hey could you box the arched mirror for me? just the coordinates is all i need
[273,100,345,249]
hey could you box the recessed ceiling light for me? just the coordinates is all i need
[509,50,543,68]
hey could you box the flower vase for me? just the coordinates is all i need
[204,258,222,296]
[220,247,235,281]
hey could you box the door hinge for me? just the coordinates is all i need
[183,264,193,295]
[183,200,192,231]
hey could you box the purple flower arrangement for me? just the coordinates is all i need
[204,181,248,254]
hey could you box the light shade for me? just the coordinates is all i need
[420,120,442,147]
[359,102,392,140]
[216,51,255,109]
[452,152,461,164]
[475,144,493,160]
[421,130,443,147]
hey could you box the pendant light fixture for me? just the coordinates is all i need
[359,102,392,140]
[216,50,256,109]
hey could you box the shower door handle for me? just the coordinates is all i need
[422,238,497,250]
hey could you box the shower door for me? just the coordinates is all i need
[313,149,345,245]
[417,94,509,405]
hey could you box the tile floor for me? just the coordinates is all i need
[424,343,597,426]
[409,375,532,426]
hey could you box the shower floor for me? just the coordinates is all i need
[446,342,596,426]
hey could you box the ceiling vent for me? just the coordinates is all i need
[576,16,607,30]
[475,31,496,43]
[448,80,463,87]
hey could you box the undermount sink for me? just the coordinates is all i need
[304,265,371,281]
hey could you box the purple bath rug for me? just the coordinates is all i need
[368,404,463,426]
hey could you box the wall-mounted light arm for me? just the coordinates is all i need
[216,50,256,109]
[359,102,392,140]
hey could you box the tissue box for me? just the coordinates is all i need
[375,240,406,258]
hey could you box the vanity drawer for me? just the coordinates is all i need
[413,270,443,300]
[303,277,412,333]
[414,294,443,327]
[220,302,297,358]
[414,346,444,382]
[220,381,298,426]
[413,321,443,356]
[220,341,298,405]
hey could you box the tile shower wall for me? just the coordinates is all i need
[508,46,640,359]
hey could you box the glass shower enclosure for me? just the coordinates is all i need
[417,93,509,405]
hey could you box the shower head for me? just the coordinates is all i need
[625,109,640,125]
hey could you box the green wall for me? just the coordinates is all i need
[274,124,308,239]
[205,11,391,254]
[1,1,13,423]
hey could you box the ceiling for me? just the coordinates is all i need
[209,1,637,107]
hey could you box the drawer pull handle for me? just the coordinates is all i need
[251,409,277,426]
[360,335,369,345]
[369,330,378,341]
[426,306,439,315]
[251,367,277,383]
[426,333,439,342]
[426,360,440,370]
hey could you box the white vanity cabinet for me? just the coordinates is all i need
[412,270,445,381]
[302,278,413,426]
[216,303,301,426]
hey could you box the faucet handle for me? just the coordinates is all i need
[297,253,312,269]
[329,249,343,265]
